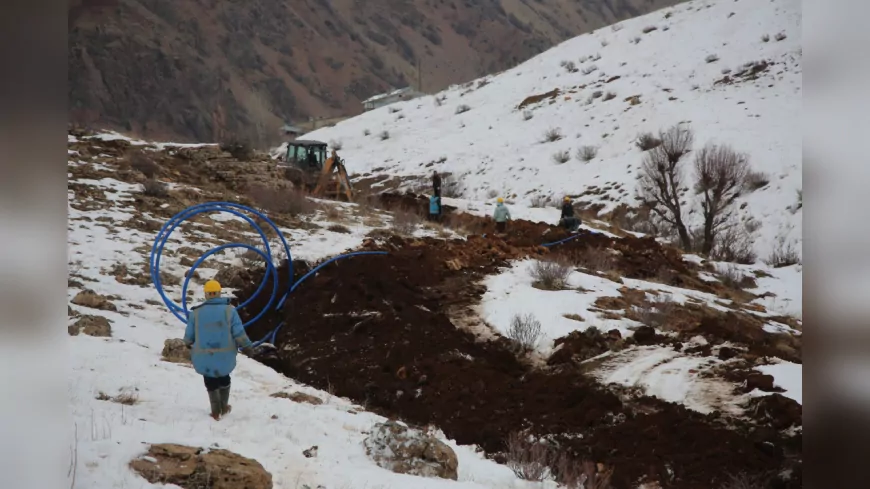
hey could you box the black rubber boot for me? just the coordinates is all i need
[219,386,232,416]
[208,390,222,420]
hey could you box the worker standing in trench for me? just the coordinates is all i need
[184,279,255,420]
[492,197,512,234]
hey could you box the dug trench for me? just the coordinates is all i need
[237,213,802,488]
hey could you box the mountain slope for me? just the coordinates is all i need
[68,0,683,142]
[303,0,802,260]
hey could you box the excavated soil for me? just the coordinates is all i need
[240,229,802,488]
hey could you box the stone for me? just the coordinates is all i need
[71,290,117,312]
[363,420,458,480]
[130,443,272,489]
[746,373,775,392]
[69,315,112,337]
[162,339,191,364]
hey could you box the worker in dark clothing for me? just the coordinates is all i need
[559,196,581,231]
[432,171,442,197]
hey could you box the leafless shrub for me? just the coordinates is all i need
[329,139,343,151]
[664,11,673,19]
[642,26,658,34]
[240,89,283,150]
[529,258,572,290]
[744,217,762,234]
[591,53,602,62]
[363,128,371,136]
[530,195,552,208]
[709,224,757,264]
[706,54,720,63]
[693,144,750,254]
[391,209,421,236]
[581,64,598,75]
[507,314,543,353]
[577,145,599,162]
[591,91,603,99]
[220,136,254,160]
[635,132,662,151]
[456,104,471,114]
[765,235,800,268]
[389,106,401,113]
[552,150,571,164]
[563,61,578,73]
[477,79,490,88]
[637,124,694,250]
[717,264,745,289]
[142,179,169,198]
[543,128,564,142]
[743,171,770,191]
[761,34,770,43]
[441,174,465,198]
[96,389,139,406]
[505,432,552,481]
[611,24,623,32]
[522,110,534,121]
[574,246,614,273]
[487,189,499,199]
[775,32,787,41]
[631,37,641,44]
[603,91,617,101]
[247,184,318,216]
[600,39,609,47]
[555,456,614,489]
[379,130,390,140]
[129,153,159,178]
[719,472,769,489]
[327,224,351,234]
[635,295,677,329]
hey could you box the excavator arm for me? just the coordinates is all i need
[312,154,354,202]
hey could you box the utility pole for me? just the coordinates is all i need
[417,58,423,93]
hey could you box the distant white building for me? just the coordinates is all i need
[282,123,303,139]
[362,87,424,111]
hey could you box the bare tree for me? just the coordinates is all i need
[240,89,282,150]
[693,144,749,254]
[637,124,694,249]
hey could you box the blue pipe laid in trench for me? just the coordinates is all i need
[150,201,387,346]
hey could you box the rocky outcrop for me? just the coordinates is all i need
[363,420,458,480]
[68,315,112,337]
[130,443,273,489]
[71,290,117,312]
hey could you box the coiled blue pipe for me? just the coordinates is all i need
[541,233,583,247]
[151,201,387,347]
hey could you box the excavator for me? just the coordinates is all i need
[282,140,354,201]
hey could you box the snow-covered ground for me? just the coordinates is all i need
[301,0,801,261]
[755,360,803,404]
[68,161,557,488]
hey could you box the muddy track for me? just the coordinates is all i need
[239,223,802,488]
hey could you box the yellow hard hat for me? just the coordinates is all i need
[497,197,504,203]
[564,196,571,202]
[204,280,221,294]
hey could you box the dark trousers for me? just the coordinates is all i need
[495,221,506,232]
[203,375,231,392]
[433,186,441,197]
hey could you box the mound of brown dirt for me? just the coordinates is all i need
[239,236,801,488]
[548,328,624,365]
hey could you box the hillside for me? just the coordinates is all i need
[68,0,682,142]
[302,0,802,261]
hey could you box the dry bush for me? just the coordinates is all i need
[530,195,551,208]
[744,217,762,234]
[505,432,552,481]
[247,184,318,216]
[456,104,471,114]
[240,89,283,150]
[129,153,159,178]
[635,295,677,329]
[642,25,658,33]
[603,91,617,101]
[507,314,543,352]
[743,171,770,191]
[220,136,254,160]
[720,472,769,489]
[577,145,598,162]
[775,32,787,41]
[142,179,169,198]
[693,144,750,254]
[765,236,800,268]
[389,106,401,113]
[441,173,465,198]
[487,189,499,199]
[761,34,770,42]
[329,139,343,151]
[96,389,139,406]
[574,246,614,273]
[379,130,390,141]
[556,456,614,489]
[706,54,720,63]
[592,91,603,99]
[630,37,641,44]
[543,127,564,142]
[635,132,662,151]
[552,150,571,164]
[637,124,694,250]
[563,61,578,73]
[236,238,266,268]
[717,264,745,289]
[581,64,598,75]
[363,128,371,136]
[710,224,757,264]
[391,209,421,236]
[529,258,572,290]
[522,110,534,121]
[327,224,351,234]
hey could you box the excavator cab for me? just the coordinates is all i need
[283,139,354,202]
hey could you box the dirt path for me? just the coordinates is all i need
[239,228,802,488]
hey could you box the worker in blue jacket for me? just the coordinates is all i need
[428,194,442,222]
[184,279,254,420]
